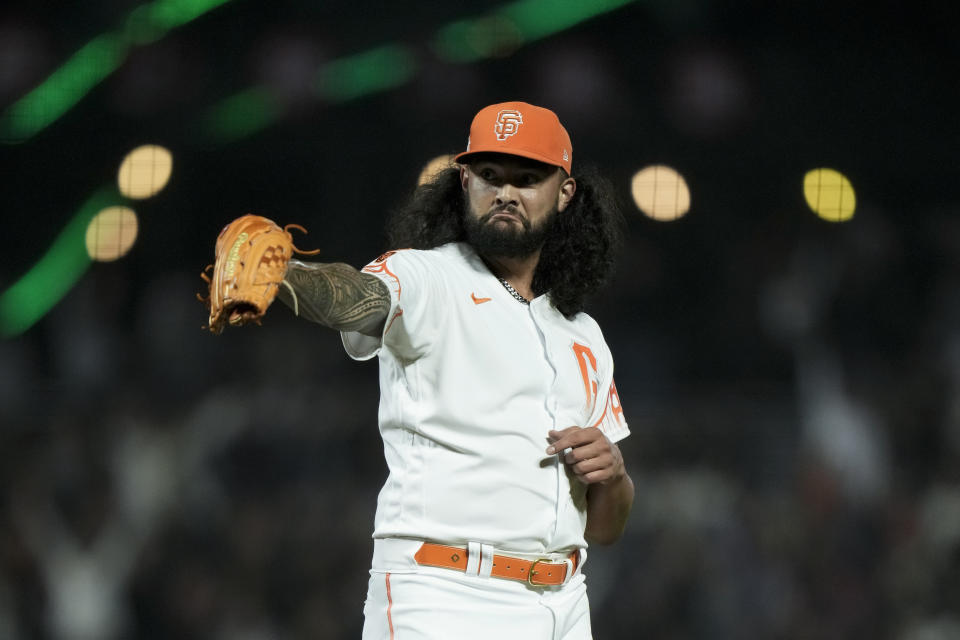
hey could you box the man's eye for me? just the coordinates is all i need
[521,173,541,185]
[480,169,497,181]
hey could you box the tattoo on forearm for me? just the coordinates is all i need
[279,261,390,334]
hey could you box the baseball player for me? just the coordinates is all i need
[207,101,632,639]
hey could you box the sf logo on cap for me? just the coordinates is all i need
[495,109,523,140]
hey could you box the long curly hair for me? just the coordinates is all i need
[385,163,624,318]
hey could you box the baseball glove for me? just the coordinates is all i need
[198,214,320,334]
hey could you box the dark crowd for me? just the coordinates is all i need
[1,193,958,639]
[1,1,958,639]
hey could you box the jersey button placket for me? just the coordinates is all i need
[529,301,565,543]
[531,302,561,428]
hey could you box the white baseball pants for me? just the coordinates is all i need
[361,543,593,640]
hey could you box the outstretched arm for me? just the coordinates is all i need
[278,259,391,337]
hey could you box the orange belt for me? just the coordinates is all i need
[414,542,579,587]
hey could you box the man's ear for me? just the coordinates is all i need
[558,176,577,212]
[459,164,470,191]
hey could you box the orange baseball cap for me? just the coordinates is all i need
[454,101,573,174]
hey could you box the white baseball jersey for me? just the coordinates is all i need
[341,242,629,554]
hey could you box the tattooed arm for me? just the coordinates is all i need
[278,260,390,337]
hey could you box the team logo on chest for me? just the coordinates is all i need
[495,109,523,140]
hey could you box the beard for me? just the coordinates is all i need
[463,204,559,258]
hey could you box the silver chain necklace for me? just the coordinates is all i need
[498,277,530,305]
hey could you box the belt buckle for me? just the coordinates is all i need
[527,556,574,587]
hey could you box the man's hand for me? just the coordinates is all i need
[546,426,625,485]
[548,425,634,544]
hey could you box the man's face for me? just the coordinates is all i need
[460,154,576,258]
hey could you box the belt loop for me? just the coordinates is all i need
[478,544,494,579]
[558,557,575,586]
[466,542,481,576]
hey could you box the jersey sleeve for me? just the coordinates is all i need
[586,329,630,443]
[341,249,445,361]
[594,378,629,443]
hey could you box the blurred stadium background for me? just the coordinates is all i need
[1,1,958,638]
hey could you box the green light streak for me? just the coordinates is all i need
[3,0,641,335]
[203,87,281,143]
[145,0,235,32]
[0,188,118,337]
[201,0,640,141]
[0,0,237,143]
[317,44,418,102]
[0,34,127,143]
[434,0,637,63]
[433,17,521,64]
[503,0,637,40]
[204,44,419,142]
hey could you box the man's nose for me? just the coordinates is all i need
[495,182,519,206]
